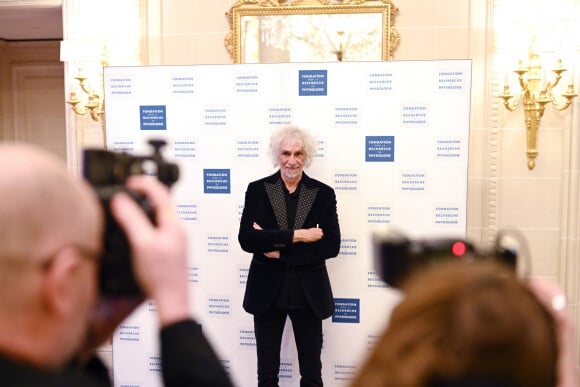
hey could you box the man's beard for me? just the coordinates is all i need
[282,167,301,180]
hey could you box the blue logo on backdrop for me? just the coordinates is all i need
[239,266,248,286]
[204,107,227,126]
[298,70,327,96]
[268,106,292,126]
[239,328,256,348]
[437,70,464,91]
[118,324,141,343]
[109,76,133,96]
[170,74,194,95]
[366,136,394,162]
[207,296,231,317]
[236,138,260,159]
[334,171,359,192]
[334,106,358,126]
[176,202,198,223]
[221,359,231,374]
[187,266,199,285]
[367,334,381,350]
[367,204,391,224]
[139,105,167,130]
[146,300,157,313]
[435,138,462,159]
[401,171,426,192]
[315,138,326,159]
[235,74,259,94]
[172,138,197,159]
[207,234,230,254]
[111,139,135,153]
[334,364,358,382]
[368,72,393,92]
[434,205,461,226]
[401,104,428,127]
[279,362,294,381]
[332,298,360,323]
[203,169,231,194]
[339,237,357,257]
[367,271,387,289]
[148,356,161,373]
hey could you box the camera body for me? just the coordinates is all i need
[373,230,518,288]
[83,139,179,297]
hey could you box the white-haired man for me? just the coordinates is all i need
[238,125,341,387]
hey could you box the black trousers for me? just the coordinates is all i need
[253,308,323,387]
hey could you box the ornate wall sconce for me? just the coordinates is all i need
[63,46,108,146]
[66,67,105,123]
[499,51,577,169]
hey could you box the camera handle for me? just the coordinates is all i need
[148,139,167,158]
[145,139,179,187]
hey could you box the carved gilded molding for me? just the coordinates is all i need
[225,0,399,63]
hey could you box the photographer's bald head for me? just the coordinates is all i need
[0,143,103,369]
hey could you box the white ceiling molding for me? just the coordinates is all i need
[0,0,62,40]
[0,0,62,8]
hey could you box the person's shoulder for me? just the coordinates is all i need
[0,354,111,387]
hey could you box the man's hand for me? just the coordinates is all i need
[526,278,579,387]
[263,251,280,259]
[111,176,190,327]
[80,176,189,360]
[292,227,323,243]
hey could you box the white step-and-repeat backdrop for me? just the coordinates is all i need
[104,59,471,387]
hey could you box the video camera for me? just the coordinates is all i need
[83,139,179,297]
[373,230,520,288]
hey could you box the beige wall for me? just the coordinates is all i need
[140,0,233,66]
[0,40,66,159]
[142,0,474,65]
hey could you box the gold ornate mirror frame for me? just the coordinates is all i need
[225,0,400,63]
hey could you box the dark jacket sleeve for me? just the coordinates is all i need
[239,177,340,267]
[281,185,340,267]
[160,319,234,387]
[238,180,294,253]
[79,356,113,386]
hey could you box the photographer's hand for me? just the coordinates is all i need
[527,278,579,387]
[111,176,190,327]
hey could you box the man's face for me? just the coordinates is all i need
[60,235,101,360]
[279,139,305,181]
[59,185,103,362]
[0,144,105,367]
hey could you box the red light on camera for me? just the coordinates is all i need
[451,241,467,256]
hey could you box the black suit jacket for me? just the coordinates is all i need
[238,171,341,319]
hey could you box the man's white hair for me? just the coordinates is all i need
[269,125,317,168]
